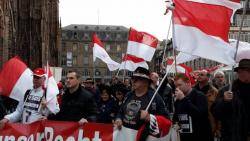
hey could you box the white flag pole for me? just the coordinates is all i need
[146,4,175,111]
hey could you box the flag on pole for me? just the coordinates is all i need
[173,0,241,65]
[44,62,60,114]
[119,54,148,71]
[167,58,195,84]
[229,39,250,62]
[0,57,33,101]
[126,28,158,61]
[92,33,120,71]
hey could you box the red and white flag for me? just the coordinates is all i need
[167,58,195,84]
[126,28,158,61]
[44,62,60,114]
[0,57,33,101]
[92,34,120,71]
[119,54,148,71]
[173,0,241,65]
[229,39,250,62]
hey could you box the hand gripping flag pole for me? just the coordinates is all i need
[229,0,248,91]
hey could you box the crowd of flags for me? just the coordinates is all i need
[0,0,249,127]
[92,27,157,71]
[1,1,250,141]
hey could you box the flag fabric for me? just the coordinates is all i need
[126,28,158,61]
[92,33,120,71]
[167,58,195,85]
[136,115,172,141]
[44,62,60,114]
[173,0,241,65]
[0,57,33,101]
[119,54,148,71]
[229,39,250,62]
[176,52,199,64]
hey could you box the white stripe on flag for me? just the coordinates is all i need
[127,41,156,61]
[9,68,33,101]
[175,25,236,65]
[119,60,148,71]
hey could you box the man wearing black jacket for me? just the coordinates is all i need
[212,59,250,141]
[0,95,6,120]
[114,67,171,141]
[49,71,98,124]
[173,73,212,141]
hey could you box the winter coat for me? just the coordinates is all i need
[49,85,98,122]
[211,79,250,141]
[173,88,212,141]
[97,98,116,123]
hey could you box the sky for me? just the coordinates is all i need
[59,0,172,40]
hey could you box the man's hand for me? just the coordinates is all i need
[224,91,233,102]
[0,118,9,129]
[174,88,185,100]
[78,118,88,126]
[114,119,123,130]
[140,110,150,122]
[41,98,47,109]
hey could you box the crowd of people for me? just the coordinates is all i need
[0,58,249,141]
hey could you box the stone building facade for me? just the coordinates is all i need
[0,0,60,69]
[61,24,129,82]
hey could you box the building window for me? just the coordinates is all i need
[105,33,110,40]
[84,33,89,40]
[73,56,77,66]
[74,32,78,39]
[117,44,121,52]
[73,43,78,52]
[84,69,89,76]
[67,52,72,67]
[61,55,66,66]
[83,57,89,65]
[62,42,66,52]
[84,44,89,52]
[95,69,101,76]
[106,44,110,52]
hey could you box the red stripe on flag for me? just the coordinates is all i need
[92,33,104,48]
[128,28,158,48]
[173,0,232,42]
[123,54,145,63]
[0,57,27,97]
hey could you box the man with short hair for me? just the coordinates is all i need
[212,59,250,141]
[49,71,98,125]
[174,73,212,141]
[0,68,59,128]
